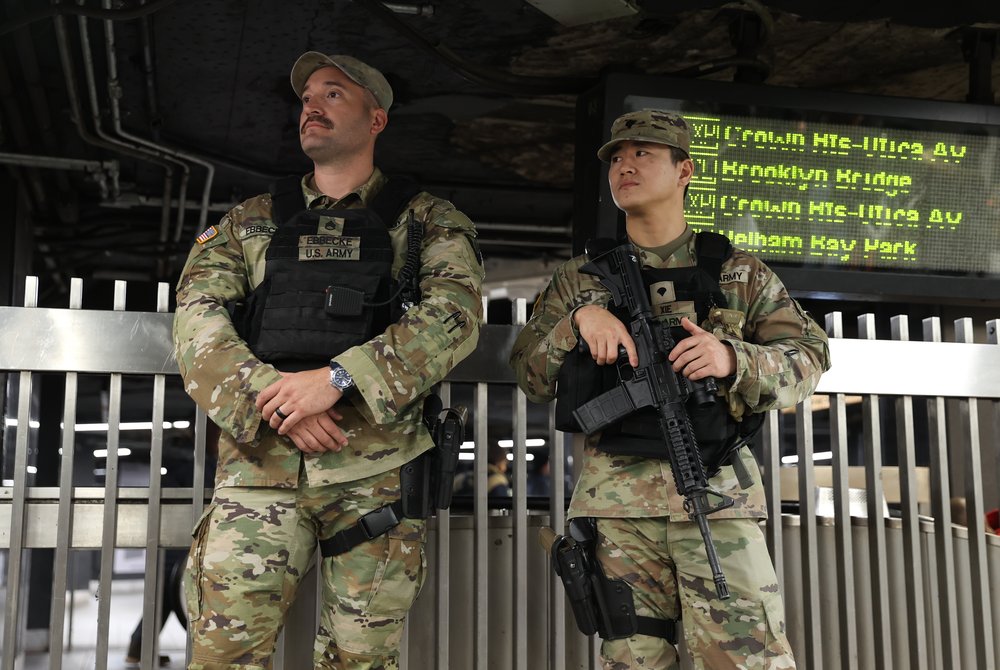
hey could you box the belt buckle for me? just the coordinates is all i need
[359,505,399,539]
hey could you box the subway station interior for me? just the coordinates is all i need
[1,1,999,668]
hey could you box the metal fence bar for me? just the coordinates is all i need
[94,281,127,670]
[186,407,207,668]
[47,278,83,670]
[1,276,38,670]
[140,283,170,670]
[512,299,528,670]
[191,409,207,527]
[435,381,452,670]
[922,317,960,669]
[795,397,821,670]
[825,311,857,667]
[953,318,996,670]
[990,322,1000,670]
[473,296,489,670]
[548,404,566,670]
[858,313,893,670]
[761,410,782,585]
[890,315,927,670]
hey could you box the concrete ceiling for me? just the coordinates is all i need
[2,0,1000,307]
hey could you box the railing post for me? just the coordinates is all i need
[858,313,892,670]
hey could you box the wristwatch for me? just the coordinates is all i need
[329,362,355,392]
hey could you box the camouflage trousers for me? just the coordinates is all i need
[594,516,794,670]
[184,467,427,670]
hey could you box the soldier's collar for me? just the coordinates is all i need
[301,168,387,210]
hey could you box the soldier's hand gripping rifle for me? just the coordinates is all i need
[572,240,734,599]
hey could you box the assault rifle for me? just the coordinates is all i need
[573,240,734,599]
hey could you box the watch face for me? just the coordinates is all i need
[333,367,353,388]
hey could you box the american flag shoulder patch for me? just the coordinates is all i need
[196,226,219,244]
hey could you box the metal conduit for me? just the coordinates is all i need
[9,2,75,205]
[53,15,175,235]
[0,153,118,200]
[0,0,179,37]
[75,6,188,247]
[101,0,216,240]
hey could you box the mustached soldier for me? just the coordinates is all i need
[510,109,831,668]
[173,52,483,669]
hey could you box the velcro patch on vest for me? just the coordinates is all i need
[317,216,345,236]
[652,300,696,327]
[648,281,676,305]
[298,234,361,261]
[720,265,751,284]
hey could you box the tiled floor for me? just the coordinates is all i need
[21,579,188,670]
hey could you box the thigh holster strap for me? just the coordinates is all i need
[319,500,404,557]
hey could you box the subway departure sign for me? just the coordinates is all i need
[577,78,1000,300]
[622,95,1000,277]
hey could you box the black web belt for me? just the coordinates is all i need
[636,616,678,644]
[319,500,405,557]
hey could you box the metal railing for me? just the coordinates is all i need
[1,276,998,669]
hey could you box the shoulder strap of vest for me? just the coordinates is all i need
[694,231,733,281]
[371,175,423,225]
[269,175,305,228]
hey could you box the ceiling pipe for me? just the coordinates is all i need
[0,0,180,37]
[101,0,215,244]
[383,2,434,17]
[137,10,161,139]
[53,15,175,203]
[9,0,76,217]
[0,152,118,200]
[76,6,185,250]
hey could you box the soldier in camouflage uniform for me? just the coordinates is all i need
[173,52,483,670]
[510,110,831,669]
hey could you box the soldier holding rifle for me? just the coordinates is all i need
[510,110,830,669]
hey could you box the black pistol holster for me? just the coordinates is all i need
[551,518,677,643]
[318,394,466,557]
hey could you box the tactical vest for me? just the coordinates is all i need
[557,232,762,474]
[228,176,423,371]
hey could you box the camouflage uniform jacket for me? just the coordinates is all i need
[174,169,484,488]
[510,226,830,521]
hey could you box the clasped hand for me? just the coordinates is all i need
[255,368,349,454]
[573,306,736,380]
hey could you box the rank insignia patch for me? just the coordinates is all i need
[195,226,219,244]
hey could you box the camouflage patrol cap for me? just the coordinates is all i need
[597,109,691,162]
[290,52,393,111]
